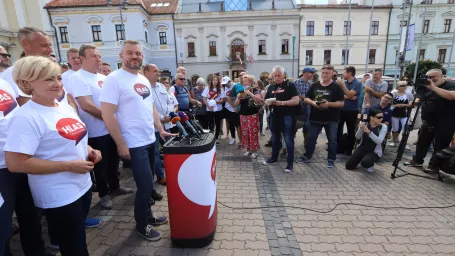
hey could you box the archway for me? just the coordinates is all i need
[230,39,245,61]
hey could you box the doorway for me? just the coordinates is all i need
[232,70,245,81]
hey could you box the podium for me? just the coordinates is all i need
[163,133,217,247]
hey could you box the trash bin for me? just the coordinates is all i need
[163,133,217,247]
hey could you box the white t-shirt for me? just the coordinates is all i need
[0,79,19,169]
[99,69,156,148]
[2,66,27,98]
[3,100,91,209]
[202,87,225,112]
[70,69,108,138]
[0,71,4,79]
[61,69,76,94]
[223,85,235,112]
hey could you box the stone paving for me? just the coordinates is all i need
[10,128,455,256]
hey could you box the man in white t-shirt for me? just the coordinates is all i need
[143,64,171,186]
[70,45,133,210]
[100,40,172,241]
[61,48,82,93]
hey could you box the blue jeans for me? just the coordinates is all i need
[154,132,165,179]
[305,122,338,162]
[0,169,46,256]
[271,116,295,169]
[129,143,156,230]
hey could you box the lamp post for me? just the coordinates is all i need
[107,0,128,40]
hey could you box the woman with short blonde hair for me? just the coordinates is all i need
[4,56,101,256]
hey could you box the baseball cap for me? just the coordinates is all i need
[221,76,230,85]
[302,67,315,73]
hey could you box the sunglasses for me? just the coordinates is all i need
[178,78,185,81]
[374,116,384,120]
[0,53,11,58]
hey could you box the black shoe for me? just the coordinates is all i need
[345,151,352,156]
[136,225,161,241]
[151,190,163,201]
[424,165,439,174]
[264,141,272,147]
[403,159,423,167]
[147,214,169,226]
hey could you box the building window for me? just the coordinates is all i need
[438,49,447,63]
[419,49,426,60]
[188,42,195,57]
[159,32,167,45]
[341,49,349,65]
[343,21,351,36]
[115,24,125,41]
[145,31,148,43]
[305,50,313,65]
[449,0,455,4]
[423,20,430,34]
[444,19,452,33]
[306,21,314,36]
[281,39,289,54]
[369,49,376,64]
[209,41,216,56]
[258,40,266,54]
[371,21,379,35]
[91,25,101,42]
[325,21,333,36]
[324,50,331,64]
[425,0,433,3]
[400,20,408,27]
[59,26,68,43]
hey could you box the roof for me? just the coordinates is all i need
[180,0,296,13]
[297,3,392,9]
[44,0,179,14]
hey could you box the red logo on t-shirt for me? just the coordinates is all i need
[134,83,150,99]
[57,88,66,102]
[56,118,87,145]
[208,91,218,100]
[0,89,17,117]
[98,81,103,88]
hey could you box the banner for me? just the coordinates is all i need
[399,26,407,53]
[407,24,415,51]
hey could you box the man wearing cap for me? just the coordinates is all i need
[294,67,315,147]
[223,76,241,145]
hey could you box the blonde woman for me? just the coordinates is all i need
[235,74,262,158]
[4,56,101,256]
[160,77,178,114]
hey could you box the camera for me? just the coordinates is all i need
[414,75,431,95]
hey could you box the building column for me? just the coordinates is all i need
[198,27,204,63]
[220,26,226,62]
[271,25,277,60]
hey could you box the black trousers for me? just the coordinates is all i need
[88,134,120,198]
[414,120,455,167]
[0,171,46,256]
[345,146,380,169]
[45,190,91,256]
[226,110,240,139]
[337,110,358,154]
[196,114,209,130]
[207,111,223,139]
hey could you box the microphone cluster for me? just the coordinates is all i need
[169,111,205,140]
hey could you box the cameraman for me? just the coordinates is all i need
[404,69,455,174]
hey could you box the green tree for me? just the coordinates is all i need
[406,60,447,80]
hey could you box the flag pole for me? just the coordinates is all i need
[412,4,427,83]
[344,0,352,69]
[365,0,375,74]
[393,0,408,89]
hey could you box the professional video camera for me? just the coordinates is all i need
[414,75,431,95]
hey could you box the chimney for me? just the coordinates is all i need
[272,0,276,10]
[221,2,224,11]
[248,0,252,10]
[198,3,202,12]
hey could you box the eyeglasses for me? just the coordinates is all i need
[178,78,185,81]
[0,53,11,58]
[374,116,384,120]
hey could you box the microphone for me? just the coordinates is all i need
[186,112,205,134]
[169,112,188,137]
[178,112,200,137]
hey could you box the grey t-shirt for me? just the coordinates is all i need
[363,79,388,108]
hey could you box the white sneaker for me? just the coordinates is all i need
[243,151,251,156]
[388,142,396,147]
[250,153,258,159]
[405,145,411,150]
[229,138,236,145]
[284,168,293,173]
[366,167,374,173]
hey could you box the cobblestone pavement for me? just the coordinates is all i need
[10,128,455,256]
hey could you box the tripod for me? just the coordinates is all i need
[390,99,438,180]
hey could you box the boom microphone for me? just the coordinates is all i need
[178,112,200,137]
[186,112,205,134]
[169,112,188,137]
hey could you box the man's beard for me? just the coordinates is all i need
[0,62,11,68]
[125,59,142,70]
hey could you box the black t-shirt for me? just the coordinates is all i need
[265,81,299,117]
[421,81,455,125]
[239,87,261,116]
[306,81,344,123]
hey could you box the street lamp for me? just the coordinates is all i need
[107,0,128,40]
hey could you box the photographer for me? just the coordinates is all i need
[404,69,455,174]
[345,109,387,172]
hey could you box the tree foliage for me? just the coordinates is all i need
[406,60,447,80]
